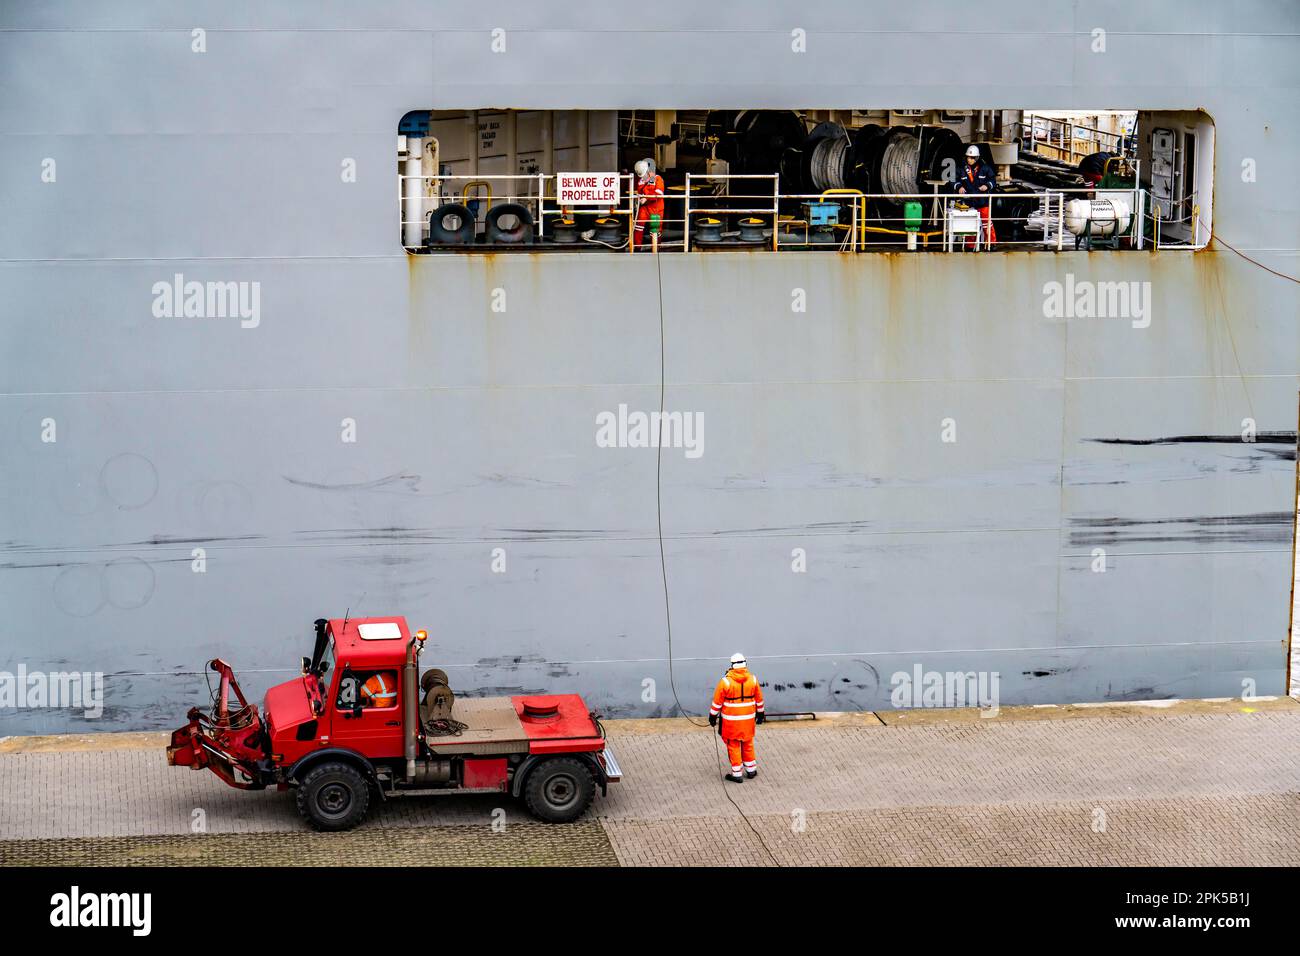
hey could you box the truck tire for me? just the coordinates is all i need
[296,761,371,831]
[522,756,595,823]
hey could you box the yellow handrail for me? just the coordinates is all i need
[461,180,492,208]
[818,189,867,249]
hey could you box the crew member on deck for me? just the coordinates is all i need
[632,158,665,251]
[954,144,998,248]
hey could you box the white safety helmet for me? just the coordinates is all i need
[730,652,747,668]
[965,145,981,159]
[634,158,654,179]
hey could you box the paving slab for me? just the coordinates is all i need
[2,704,1297,865]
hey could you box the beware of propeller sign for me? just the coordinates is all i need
[557,172,620,205]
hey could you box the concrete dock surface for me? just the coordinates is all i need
[2,697,1297,866]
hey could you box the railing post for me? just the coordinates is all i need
[537,172,546,241]
[684,172,692,253]
[771,173,779,251]
[1132,186,1142,250]
[1055,192,1064,251]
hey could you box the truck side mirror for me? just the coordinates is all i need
[301,656,311,675]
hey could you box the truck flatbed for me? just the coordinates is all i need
[422,694,606,757]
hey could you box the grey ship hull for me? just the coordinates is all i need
[1,2,1297,731]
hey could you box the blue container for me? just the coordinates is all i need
[801,201,840,227]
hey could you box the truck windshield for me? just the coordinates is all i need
[317,639,336,696]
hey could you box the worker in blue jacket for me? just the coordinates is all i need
[953,145,998,246]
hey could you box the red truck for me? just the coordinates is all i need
[167,616,621,830]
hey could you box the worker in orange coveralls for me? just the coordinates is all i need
[359,671,398,708]
[709,652,765,783]
[632,158,664,251]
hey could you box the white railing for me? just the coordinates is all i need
[1149,191,1208,251]
[400,173,1173,255]
[1015,116,1135,163]
[683,173,781,252]
[400,173,553,249]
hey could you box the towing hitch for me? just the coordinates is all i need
[166,659,268,790]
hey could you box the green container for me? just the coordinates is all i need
[903,201,924,232]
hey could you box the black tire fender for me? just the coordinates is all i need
[287,747,376,786]
[428,203,475,245]
[484,202,534,244]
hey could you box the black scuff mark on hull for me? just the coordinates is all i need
[338,552,423,567]
[461,686,552,698]
[477,473,571,489]
[474,654,549,668]
[284,474,422,493]
[300,528,455,544]
[129,534,265,546]
[708,519,875,537]
[832,660,882,711]
[1103,686,1169,702]
[853,659,882,692]
[1072,530,1294,547]
[1068,511,1293,548]
[0,557,191,570]
[296,527,630,544]
[1242,447,1295,462]
[495,528,630,541]
[1088,432,1296,448]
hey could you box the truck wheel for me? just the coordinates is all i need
[296,762,370,831]
[523,757,595,823]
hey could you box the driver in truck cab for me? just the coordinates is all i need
[358,671,398,707]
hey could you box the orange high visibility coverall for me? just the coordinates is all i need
[710,667,765,775]
[633,174,665,250]
[360,671,398,707]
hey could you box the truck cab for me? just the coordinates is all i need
[168,615,621,831]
